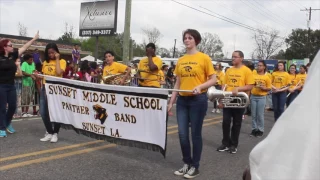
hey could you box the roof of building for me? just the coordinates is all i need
[0,33,92,55]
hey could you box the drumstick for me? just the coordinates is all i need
[286,80,301,97]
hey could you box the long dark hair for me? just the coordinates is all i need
[288,64,297,75]
[300,65,307,73]
[258,60,267,73]
[274,61,286,72]
[44,43,60,63]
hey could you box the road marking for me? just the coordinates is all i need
[0,117,222,170]
[167,116,221,130]
[0,144,117,171]
[167,121,221,135]
[0,140,103,162]
[12,117,41,122]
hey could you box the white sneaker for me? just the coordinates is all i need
[50,133,58,143]
[40,134,53,142]
[216,109,221,113]
[22,113,28,118]
[26,113,33,117]
[211,109,216,113]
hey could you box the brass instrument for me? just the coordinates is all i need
[167,86,249,108]
[206,86,249,108]
[101,73,131,86]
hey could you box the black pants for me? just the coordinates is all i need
[213,85,221,109]
[222,108,245,148]
[40,87,60,134]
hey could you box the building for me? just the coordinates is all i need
[0,34,92,61]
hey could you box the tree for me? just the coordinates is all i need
[141,27,163,47]
[197,32,224,58]
[284,29,320,61]
[157,47,170,58]
[57,23,76,44]
[270,49,286,59]
[18,22,28,36]
[252,29,284,60]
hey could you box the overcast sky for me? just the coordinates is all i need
[0,0,319,58]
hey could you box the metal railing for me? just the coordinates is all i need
[13,76,40,118]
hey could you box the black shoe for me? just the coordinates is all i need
[217,144,229,152]
[174,164,189,176]
[183,166,200,179]
[256,131,263,138]
[250,130,257,137]
[229,146,237,154]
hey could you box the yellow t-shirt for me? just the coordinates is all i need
[288,74,298,89]
[253,69,257,75]
[42,59,67,83]
[296,73,307,90]
[138,56,163,87]
[174,52,216,96]
[103,62,128,76]
[266,72,272,80]
[251,74,271,96]
[216,71,225,85]
[158,70,165,82]
[271,71,290,88]
[223,65,254,92]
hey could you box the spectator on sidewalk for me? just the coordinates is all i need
[21,54,36,117]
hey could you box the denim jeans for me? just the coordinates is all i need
[222,108,245,148]
[176,93,208,169]
[40,87,60,134]
[213,85,221,109]
[272,92,287,121]
[0,84,17,130]
[250,95,266,132]
[286,90,298,107]
[267,93,273,109]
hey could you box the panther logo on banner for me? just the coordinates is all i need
[93,104,108,125]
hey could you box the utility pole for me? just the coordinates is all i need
[300,7,320,60]
[172,39,176,58]
[123,0,132,64]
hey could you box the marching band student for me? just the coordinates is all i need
[217,50,254,154]
[102,50,131,85]
[168,29,216,179]
[250,61,271,137]
[158,69,166,88]
[39,43,66,143]
[0,31,39,137]
[271,61,290,121]
[286,64,298,107]
[137,43,163,88]
[212,62,224,113]
[296,65,307,93]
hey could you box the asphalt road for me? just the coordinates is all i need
[0,104,276,180]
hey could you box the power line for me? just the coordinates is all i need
[293,0,307,9]
[171,0,257,32]
[208,0,272,30]
[239,0,288,29]
[171,0,286,39]
[273,1,306,26]
[251,0,300,28]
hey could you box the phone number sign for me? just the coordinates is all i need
[80,29,115,36]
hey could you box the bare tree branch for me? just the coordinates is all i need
[197,32,224,58]
[18,22,28,36]
[141,27,163,47]
[252,29,284,59]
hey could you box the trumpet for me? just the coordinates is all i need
[167,86,249,108]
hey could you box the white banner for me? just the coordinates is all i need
[44,76,168,156]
